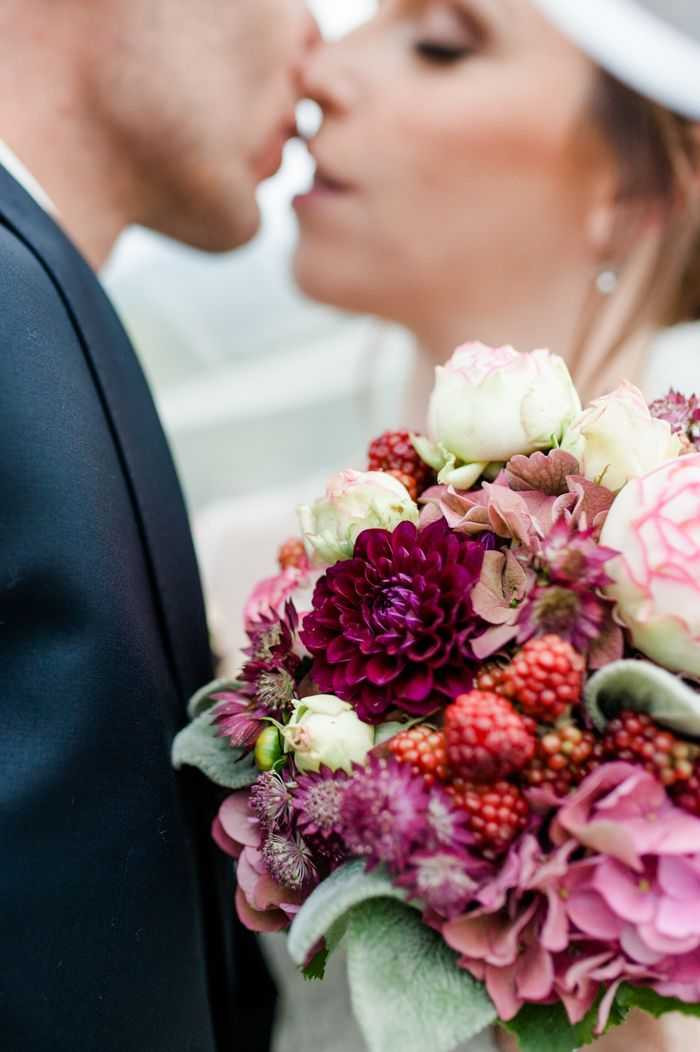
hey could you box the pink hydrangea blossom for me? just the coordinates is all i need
[213,792,302,933]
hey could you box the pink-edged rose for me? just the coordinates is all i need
[297,469,418,566]
[601,453,700,677]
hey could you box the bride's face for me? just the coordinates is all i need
[293,0,613,331]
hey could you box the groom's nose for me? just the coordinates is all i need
[293,5,323,86]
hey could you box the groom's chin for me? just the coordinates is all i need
[147,187,262,254]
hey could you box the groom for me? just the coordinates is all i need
[0,1,317,1050]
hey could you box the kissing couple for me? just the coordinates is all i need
[2,2,700,1051]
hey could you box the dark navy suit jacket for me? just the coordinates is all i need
[0,165,275,1051]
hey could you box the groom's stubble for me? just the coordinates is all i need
[0,0,316,264]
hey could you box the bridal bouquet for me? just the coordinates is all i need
[174,343,700,1052]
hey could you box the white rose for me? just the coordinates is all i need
[298,469,418,566]
[561,381,681,493]
[283,694,375,774]
[418,343,580,486]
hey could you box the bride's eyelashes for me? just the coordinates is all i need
[414,40,474,63]
[413,2,484,65]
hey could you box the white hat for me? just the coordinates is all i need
[530,0,700,120]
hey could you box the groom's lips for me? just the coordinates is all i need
[252,119,298,180]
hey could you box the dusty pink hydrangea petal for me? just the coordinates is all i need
[472,549,533,626]
[620,924,666,966]
[484,961,523,1021]
[637,923,700,956]
[244,566,309,628]
[587,609,625,669]
[591,859,657,924]
[211,815,242,859]
[505,450,580,495]
[565,475,616,532]
[444,901,538,968]
[475,834,542,912]
[658,856,700,901]
[657,897,700,940]
[218,792,262,849]
[566,889,626,941]
[558,985,599,1026]
[551,763,700,869]
[236,848,264,904]
[516,938,555,1001]
[596,979,624,1035]
[234,884,290,933]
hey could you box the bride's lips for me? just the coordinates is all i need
[293,160,355,209]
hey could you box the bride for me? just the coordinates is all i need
[200,1,700,1049]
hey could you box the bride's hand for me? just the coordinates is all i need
[495,1011,700,1052]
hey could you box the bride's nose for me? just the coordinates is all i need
[298,34,362,114]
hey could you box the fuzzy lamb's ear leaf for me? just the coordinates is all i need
[287,860,406,968]
[346,898,496,1052]
[187,677,243,719]
[585,659,700,738]
[172,710,257,789]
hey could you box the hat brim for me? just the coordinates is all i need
[531,0,700,120]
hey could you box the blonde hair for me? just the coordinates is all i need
[594,71,700,325]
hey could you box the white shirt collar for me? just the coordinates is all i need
[0,140,57,214]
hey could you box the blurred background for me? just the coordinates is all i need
[103,0,411,517]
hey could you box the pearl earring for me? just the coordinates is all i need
[596,267,619,296]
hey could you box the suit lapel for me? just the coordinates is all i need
[0,164,212,702]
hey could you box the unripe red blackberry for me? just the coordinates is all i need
[602,710,697,787]
[502,635,584,722]
[447,779,529,857]
[367,429,433,498]
[523,724,602,797]
[388,725,448,787]
[277,537,309,572]
[444,690,536,782]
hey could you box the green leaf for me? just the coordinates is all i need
[172,710,257,789]
[302,945,329,982]
[187,676,242,719]
[346,898,496,1052]
[585,660,700,738]
[503,1000,602,1052]
[287,860,407,967]
[616,983,700,1022]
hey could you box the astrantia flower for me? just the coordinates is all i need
[540,519,616,592]
[518,584,606,652]
[650,388,700,451]
[292,767,349,839]
[262,830,317,892]
[249,771,294,831]
[399,848,481,919]
[213,690,266,749]
[301,519,491,723]
[241,600,301,712]
[340,756,430,871]
[425,786,474,851]
[216,601,302,748]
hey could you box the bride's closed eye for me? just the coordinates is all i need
[414,3,483,65]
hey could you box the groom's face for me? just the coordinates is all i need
[96,0,317,251]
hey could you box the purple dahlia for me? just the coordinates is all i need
[301,519,491,722]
